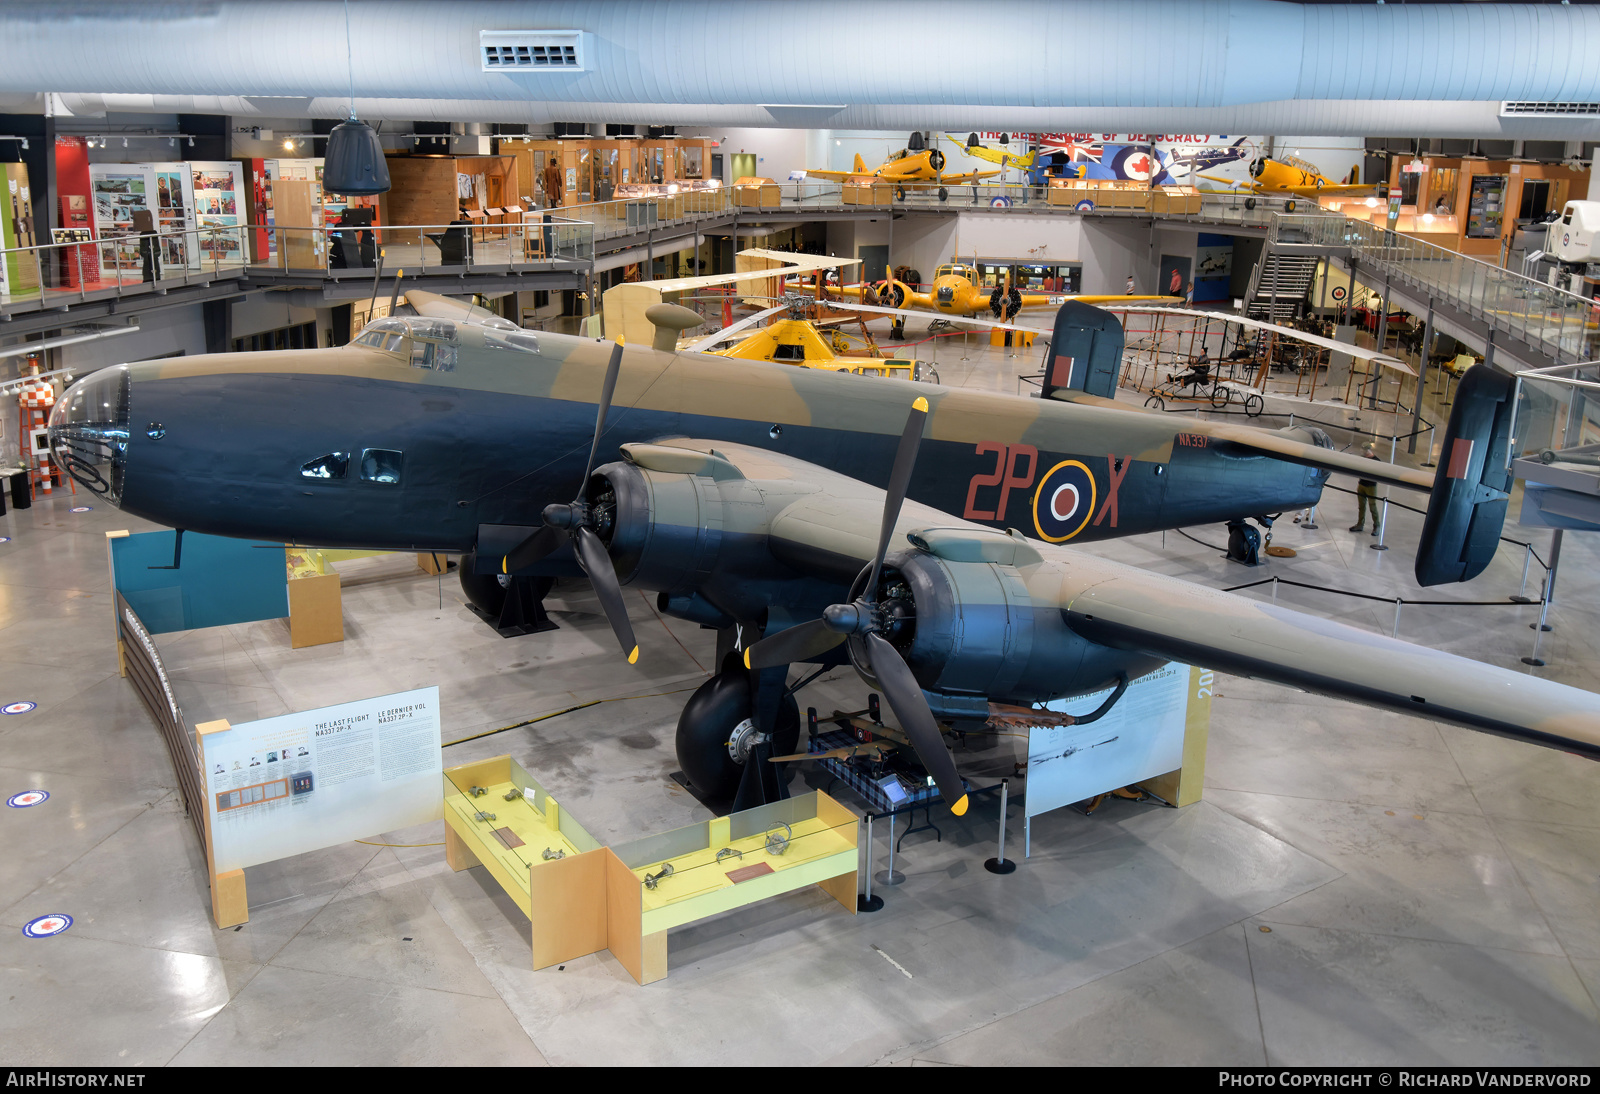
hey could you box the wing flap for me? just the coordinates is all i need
[1063,571,1600,760]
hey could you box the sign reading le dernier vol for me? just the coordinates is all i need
[203,686,443,872]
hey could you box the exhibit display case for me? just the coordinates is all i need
[1046,178,1198,212]
[734,176,779,209]
[611,792,859,935]
[443,755,601,922]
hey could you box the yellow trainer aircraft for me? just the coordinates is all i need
[947,134,1035,172]
[803,148,998,199]
[835,261,1173,322]
[1200,155,1377,207]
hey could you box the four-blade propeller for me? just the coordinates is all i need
[500,341,640,664]
[742,396,970,816]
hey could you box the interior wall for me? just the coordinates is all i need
[892,214,961,284]
[681,127,808,182]
[1078,218,1153,294]
[58,303,207,372]
[231,291,319,339]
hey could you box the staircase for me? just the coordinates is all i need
[1244,251,1320,322]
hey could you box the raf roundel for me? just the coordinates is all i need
[2,701,37,715]
[23,914,73,938]
[7,790,49,808]
[1032,460,1098,543]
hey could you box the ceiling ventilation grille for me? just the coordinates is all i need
[480,31,589,72]
[1501,102,1600,118]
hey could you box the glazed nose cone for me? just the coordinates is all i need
[49,365,131,506]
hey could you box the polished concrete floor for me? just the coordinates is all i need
[2,326,1598,1066]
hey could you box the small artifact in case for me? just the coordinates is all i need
[764,822,793,856]
[643,863,674,890]
[474,810,497,822]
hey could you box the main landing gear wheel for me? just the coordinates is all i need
[1144,394,1166,411]
[1244,392,1265,417]
[1285,199,1297,213]
[674,664,800,801]
[1209,385,1231,409]
[937,186,948,202]
[1244,197,1257,211]
[894,186,906,202]
[459,548,510,616]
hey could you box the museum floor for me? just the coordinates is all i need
[2,328,1599,1066]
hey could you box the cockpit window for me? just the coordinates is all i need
[300,452,350,480]
[483,330,540,354]
[359,448,403,485]
[409,339,458,372]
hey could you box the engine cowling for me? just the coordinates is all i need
[852,538,1162,712]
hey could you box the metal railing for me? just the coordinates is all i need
[1270,214,1600,365]
[250,216,595,275]
[0,225,250,314]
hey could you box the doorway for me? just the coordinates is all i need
[859,245,888,284]
[730,153,757,181]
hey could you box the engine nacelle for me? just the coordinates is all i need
[595,459,725,596]
[868,531,1162,708]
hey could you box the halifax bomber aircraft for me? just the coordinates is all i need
[48,289,1586,812]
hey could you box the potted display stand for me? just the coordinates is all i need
[443,756,860,985]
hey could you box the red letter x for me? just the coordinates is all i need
[1093,454,1129,527]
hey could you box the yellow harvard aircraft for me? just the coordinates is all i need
[1200,155,1377,204]
[835,261,1173,321]
[804,148,998,199]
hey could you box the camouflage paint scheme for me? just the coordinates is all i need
[66,314,1329,553]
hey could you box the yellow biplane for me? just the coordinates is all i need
[947,134,1035,172]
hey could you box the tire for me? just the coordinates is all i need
[938,186,948,202]
[1245,393,1265,417]
[1210,385,1231,409]
[1244,197,1257,211]
[894,186,906,202]
[458,548,508,617]
[1145,394,1166,411]
[1285,199,1297,213]
[674,670,801,800]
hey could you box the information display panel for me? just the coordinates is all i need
[203,686,442,872]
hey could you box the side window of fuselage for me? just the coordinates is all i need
[300,452,350,480]
[359,448,403,485]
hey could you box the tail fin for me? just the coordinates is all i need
[853,153,867,174]
[1041,301,1124,401]
[1346,165,1360,185]
[1415,364,1515,586]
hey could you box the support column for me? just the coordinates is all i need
[1370,277,1391,409]
[1410,298,1434,454]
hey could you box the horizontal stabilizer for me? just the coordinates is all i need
[1063,570,1600,761]
[1415,364,1515,586]
[1204,423,1436,493]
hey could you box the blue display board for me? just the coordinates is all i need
[111,530,287,634]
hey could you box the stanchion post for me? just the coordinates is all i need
[1523,573,1551,667]
[1511,543,1534,603]
[984,779,1017,875]
[858,813,883,912]
[876,811,904,887]
[1371,496,1390,551]
[1392,597,1403,638]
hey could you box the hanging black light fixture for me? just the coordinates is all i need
[323,1,390,196]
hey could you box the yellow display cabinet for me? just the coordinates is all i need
[442,761,859,986]
[842,176,892,206]
[605,791,860,984]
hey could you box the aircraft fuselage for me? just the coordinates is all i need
[53,328,1325,555]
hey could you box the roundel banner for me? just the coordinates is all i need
[1074,199,1096,212]
[1033,460,1097,542]
[1330,285,1347,302]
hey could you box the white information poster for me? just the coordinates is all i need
[187,160,248,267]
[1026,664,1209,818]
[88,163,159,280]
[203,686,443,872]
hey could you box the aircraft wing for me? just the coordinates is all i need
[1062,563,1600,760]
[1108,306,1415,375]
[925,169,1001,186]
[945,137,1036,170]
[642,249,861,294]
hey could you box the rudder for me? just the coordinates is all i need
[1041,301,1124,401]
[1415,364,1515,586]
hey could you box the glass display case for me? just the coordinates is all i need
[442,754,600,920]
